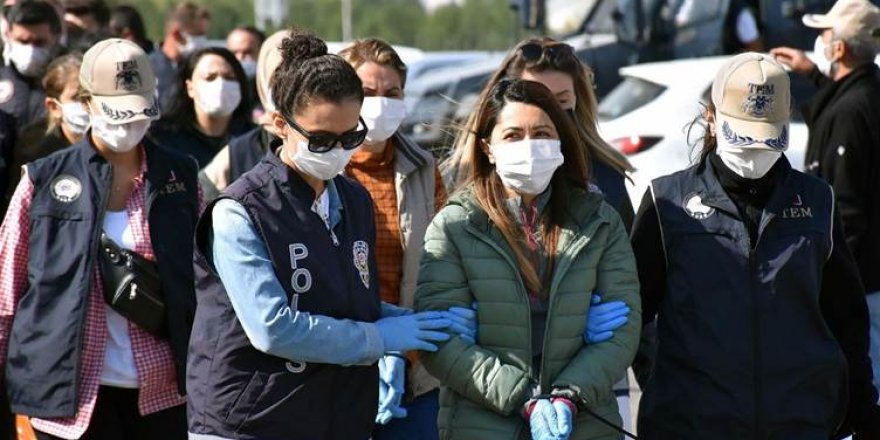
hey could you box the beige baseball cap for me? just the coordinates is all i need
[80,38,160,125]
[802,0,880,41]
[711,52,790,151]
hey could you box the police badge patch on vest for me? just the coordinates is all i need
[353,241,370,289]
[49,175,82,203]
[684,193,715,220]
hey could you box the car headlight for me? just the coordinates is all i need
[610,135,663,155]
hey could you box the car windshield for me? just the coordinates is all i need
[598,76,666,120]
[546,0,600,34]
[583,0,618,34]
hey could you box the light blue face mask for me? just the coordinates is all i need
[60,102,90,135]
[241,59,257,78]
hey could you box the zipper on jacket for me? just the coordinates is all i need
[467,220,599,394]
[464,226,534,378]
[749,223,771,439]
[76,165,113,408]
[749,246,763,438]
[538,234,591,391]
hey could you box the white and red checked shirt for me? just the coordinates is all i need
[0,153,194,439]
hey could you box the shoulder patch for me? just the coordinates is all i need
[683,193,715,220]
[49,174,82,203]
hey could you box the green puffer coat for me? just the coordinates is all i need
[415,182,641,440]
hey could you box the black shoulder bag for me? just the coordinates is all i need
[98,232,167,336]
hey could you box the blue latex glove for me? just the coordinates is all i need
[375,355,407,424]
[529,399,573,440]
[441,307,477,343]
[375,311,451,352]
[584,294,629,344]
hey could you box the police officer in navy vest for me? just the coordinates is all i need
[187,31,461,440]
[0,39,198,439]
[632,53,880,439]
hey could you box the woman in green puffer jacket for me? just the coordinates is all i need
[415,78,641,440]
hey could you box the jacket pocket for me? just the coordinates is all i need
[224,371,268,432]
[30,208,88,221]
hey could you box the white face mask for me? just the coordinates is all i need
[91,117,151,152]
[361,96,407,144]
[181,32,207,56]
[715,118,785,179]
[288,140,357,181]
[240,59,257,78]
[814,36,835,78]
[716,147,781,179]
[59,101,90,136]
[7,41,51,78]
[490,138,564,195]
[195,78,241,117]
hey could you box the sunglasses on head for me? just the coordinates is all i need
[518,42,576,65]
[284,115,368,153]
[518,42,596,89]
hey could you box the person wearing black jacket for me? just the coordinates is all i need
[772,0,880,400]
[200,30,288,200]
[633,52,879,439]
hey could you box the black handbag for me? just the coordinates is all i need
[98,232,167,336]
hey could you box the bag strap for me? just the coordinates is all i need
[100,232,125,264]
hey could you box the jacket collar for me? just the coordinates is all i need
[453,180,603,238]
[264,146,343,209]
[392,132,431,176]
[698,155,797,236]
[803,63,879,125]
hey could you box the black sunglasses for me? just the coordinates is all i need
[284,115,368,153]
[518,42,576,65]
[518,42,596,89]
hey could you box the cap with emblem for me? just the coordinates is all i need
[802,0,880,44]
[80,38,160,125]
[711,52,790,152]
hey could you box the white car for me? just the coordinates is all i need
[597,56,811,209]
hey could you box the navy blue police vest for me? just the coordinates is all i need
[187,150,381,440]
[228,126,273,184]
[8,138,198,418]
[639,157,847,439]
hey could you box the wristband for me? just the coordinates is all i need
[551,397,578,416]
[522,394,553,419]
[386,352,407,360]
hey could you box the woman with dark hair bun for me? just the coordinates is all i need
[186,30,464,440]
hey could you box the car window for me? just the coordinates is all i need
[584,0,619,34]
[402,84,453,134]
[598,76,666,120]
[546,0,599,34]
[674,0,723,25]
